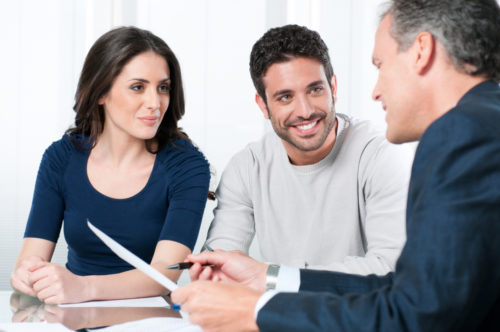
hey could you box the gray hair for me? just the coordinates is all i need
[381,0,500,82]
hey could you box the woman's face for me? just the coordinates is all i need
[98,51,171,141]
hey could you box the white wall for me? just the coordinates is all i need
[0,0,386,290]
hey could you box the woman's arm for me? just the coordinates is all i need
[85,240,191,300]
[11,238,56,297]
[28,239,190,304]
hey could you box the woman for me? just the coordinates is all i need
[10,26,210,304]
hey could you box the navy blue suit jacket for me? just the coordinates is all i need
[258,81,500,331]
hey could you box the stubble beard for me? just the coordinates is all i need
[270,105,336,152]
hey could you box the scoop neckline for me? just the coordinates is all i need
[84,150,159,202]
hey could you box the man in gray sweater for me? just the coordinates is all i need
[205,25,413,275]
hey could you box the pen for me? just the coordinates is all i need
[167,244,215,270]
[167,262,215,270]
[168,244,216,310]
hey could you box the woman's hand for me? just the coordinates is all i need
[29,262,92,304]
[10,256,46,297]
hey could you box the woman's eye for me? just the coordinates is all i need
[159,84,171,93]
[131,84,143,91]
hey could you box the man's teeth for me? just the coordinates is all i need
[296,121,317,130]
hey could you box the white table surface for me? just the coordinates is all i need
[0,290,200,331]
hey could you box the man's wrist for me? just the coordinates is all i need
[265,264,280,291]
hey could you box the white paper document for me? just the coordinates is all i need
[87,220,178,291]
[94,317,202,332]
[58,296,168,308]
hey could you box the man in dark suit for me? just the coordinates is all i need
[171,0,500,330]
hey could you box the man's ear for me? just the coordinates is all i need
[413,31,435,75]
[255,93,270,119]
[330,75,338,103]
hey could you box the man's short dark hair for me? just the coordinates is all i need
[249,24,334,103]
[383,0,500,82]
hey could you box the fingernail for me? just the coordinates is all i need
[172,304,181,311]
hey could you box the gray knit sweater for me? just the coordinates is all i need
[206,114,414,275]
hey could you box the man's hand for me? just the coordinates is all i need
[10,256,46,297]
[172,281,260,332]
[29,262,92,304]
[187,250,268,292]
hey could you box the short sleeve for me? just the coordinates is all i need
[24,136,72,242]
[158,141,210,251]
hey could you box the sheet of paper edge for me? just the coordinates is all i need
[59,296,168,308]
[87,220,178,291]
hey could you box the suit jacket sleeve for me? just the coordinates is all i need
[257,109,500,331]
[299,269,393,295]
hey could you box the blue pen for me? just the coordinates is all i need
[168,244,215,311]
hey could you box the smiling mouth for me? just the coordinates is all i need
[138,116,159,125]
[293,119,319,130]
[290,119,321,136]
[295,120,318,130]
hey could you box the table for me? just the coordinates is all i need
[0,291,201,331]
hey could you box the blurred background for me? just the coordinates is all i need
[0,0,388,289]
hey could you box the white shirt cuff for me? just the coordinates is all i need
[254,266,300,318]
[254,290,278,318]
[276,265,300,292]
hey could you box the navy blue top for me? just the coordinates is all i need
[24,134,210,276]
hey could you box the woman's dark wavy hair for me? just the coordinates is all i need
[383,0,500,82]
[67,26,188,152]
